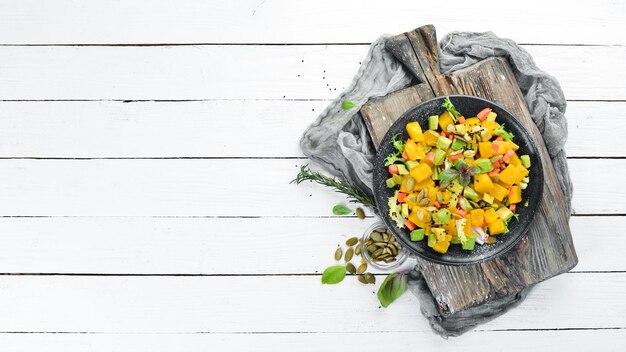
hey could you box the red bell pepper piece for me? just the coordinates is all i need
[404,220,417,231]
[425,151,435,165]
[397,192,407,203]
[458,116,466,123]
[477,108,492,121]
[388,164,399,175]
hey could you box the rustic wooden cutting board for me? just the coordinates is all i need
[361,25,578,315]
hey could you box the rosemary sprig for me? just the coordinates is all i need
[291,165,375,208]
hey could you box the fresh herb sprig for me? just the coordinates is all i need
[442,97,461,121]
[292,165,375,208]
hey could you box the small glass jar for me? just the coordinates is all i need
[361,221,408,271]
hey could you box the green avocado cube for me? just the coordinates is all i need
[410,229,425,241]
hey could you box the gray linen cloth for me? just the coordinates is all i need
[299,31,573,336]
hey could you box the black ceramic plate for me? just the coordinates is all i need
[373,95,544,265]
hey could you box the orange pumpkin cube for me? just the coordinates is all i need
[474,173,494,194]
[470,209,485,227]
[409,162,432,183]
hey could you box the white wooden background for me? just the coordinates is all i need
[0,0,625,350]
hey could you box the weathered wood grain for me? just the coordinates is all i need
[360,25,577,315]
[0,216,615,275]
[0,274,622,333]
[1,0,624,45]
[0,100,621,158]
[0,329,622,351]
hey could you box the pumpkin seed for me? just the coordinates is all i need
[389,245,398,256]
[464,134,472,142]
[346,262,356,274]
[334,247,342,261]
[446,124,455,133]
[419,198,430,206]
[370,232,383,242]
[364,273,376,284]
[372,248,384,258]
[355,207,366,220]
[345,247,354,262]
[367,244,378,253]
[373,242,387,247]
[375,227,386,232]
[490,155,503,163]
[345,237,358,246]
[382,232,389,242]
[384,257,396,263]
[357,263,367,274]
[463,150,476,158]
[355,244,362,256]
[440,180,450,189]
[425,206,437,212]
[423,188,429,198]
[361,257,366,264]
[452,213,463,219]
[357,274,368,284]
[416,189,425,202]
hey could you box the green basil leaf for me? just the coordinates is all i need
[341,100,358,110]
[332,204,352,215]
[321,265,346,284]
[438,168,459,182]
[377,273,398,308]
[390,274,408,302]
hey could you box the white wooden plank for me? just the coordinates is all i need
[0,159,618,216]
[0,330,623,352]
[0,0,624,45]
[0,216,618,274]
[0,45,623,101]
[0,101,621,158]
[0,274,622,333]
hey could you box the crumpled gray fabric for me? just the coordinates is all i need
[299,31,573,336]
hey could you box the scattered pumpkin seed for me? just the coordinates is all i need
[364,273,376,284]
[355,244,362,256]
[357,263,367,274]
[345,247,354,262]
[357,274,369,284]
[334,247,342,261]
[346,262,356,274]
[355,207,366,220]
[346,237,358,246]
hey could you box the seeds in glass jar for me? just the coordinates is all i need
[382,232,389,242]
[344,247,354,262]
[370,231,383,242]
[367,244,378,253]
[346,262,356,274]
[355,207,366,220]
[372,248,384,258]
[334,247,342,261]
[346,237,358,246]
[357,263,367,274]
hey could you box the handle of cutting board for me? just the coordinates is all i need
[385,24,441,85]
